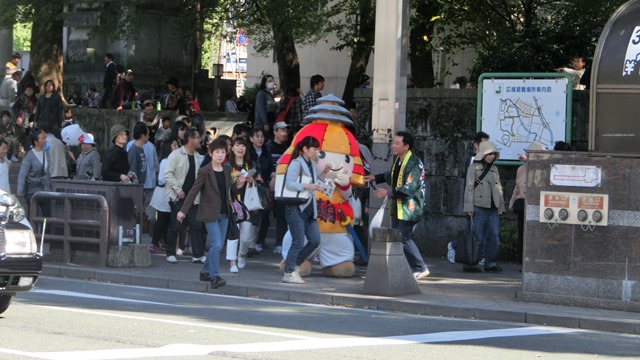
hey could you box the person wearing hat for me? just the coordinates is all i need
[509,141,545,267]
[102,124,132,182]
[5,52,20,77]
[111,69,136,110]
[75,133,101,180]
[463,140,505,273]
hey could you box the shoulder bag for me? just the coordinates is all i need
[274,167,312,205]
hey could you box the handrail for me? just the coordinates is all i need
[29,191,109,267]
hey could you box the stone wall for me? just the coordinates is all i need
[354,89,590,258]
[519,151,640,311]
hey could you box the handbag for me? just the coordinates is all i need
[455,217,481,266]
[512,198,525,213]
[231,200,250,223]
[368,196,388,239]
[244,183,263,211]
[257,182,273,210]
[275,97,296,122]
[274,170,312,205]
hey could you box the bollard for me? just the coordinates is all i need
[107,245,133,268]
[362,227,421,296]
[130,244,152,267]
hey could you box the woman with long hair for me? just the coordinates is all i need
[253,74,276,131]
[34,79,64,135]
[282,136,330,284]
[279,83,304,133]
[226,136,262,272]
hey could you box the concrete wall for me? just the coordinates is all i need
[519,151,640,312]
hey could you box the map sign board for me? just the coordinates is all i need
[477,73,573,163]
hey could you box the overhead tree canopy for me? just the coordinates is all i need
[431,0,628,80]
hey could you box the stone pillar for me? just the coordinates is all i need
[362,227,421,296]
[0,27,13,69]
[369,0,410,217]
[370,0,409,143]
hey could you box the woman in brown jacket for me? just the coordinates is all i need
[178,138,235,288]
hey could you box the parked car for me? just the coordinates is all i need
[0,191,42,314]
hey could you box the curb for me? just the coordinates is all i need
[42,264,640,336]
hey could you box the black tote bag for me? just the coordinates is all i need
[455,217,481,266]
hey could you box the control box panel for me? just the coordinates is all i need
[539,191,609,226]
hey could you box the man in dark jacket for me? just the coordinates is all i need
[102,124,131,182]
[101,53,117,109]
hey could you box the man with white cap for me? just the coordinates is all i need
[75,133,101,180]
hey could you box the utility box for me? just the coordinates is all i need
[590,0,640,152]
[51,180,143,246]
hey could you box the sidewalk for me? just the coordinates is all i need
[41,242,640,336]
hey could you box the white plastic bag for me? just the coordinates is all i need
[369,196,388,239]
[244,183,263,211]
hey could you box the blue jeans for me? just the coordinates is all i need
[391,218,428,272]
[284,204,321,273]
[203,214,229,277]
[472,206,500,269]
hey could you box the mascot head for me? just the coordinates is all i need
[276,94,365,187]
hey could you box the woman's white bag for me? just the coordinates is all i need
[274,172,312,205]
[243,183,263,211]
[369,196,388,239]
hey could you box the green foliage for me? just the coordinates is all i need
[431,0,628,79]
[13,22,31,51]
[499,220,518,262]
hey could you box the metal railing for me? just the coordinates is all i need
[30,192,109,267]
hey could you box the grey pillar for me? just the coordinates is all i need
[368,0,410,222]
[362,227,421,296]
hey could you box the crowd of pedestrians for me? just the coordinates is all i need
[0,49,538,288]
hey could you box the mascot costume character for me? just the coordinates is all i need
[276,94,365,277]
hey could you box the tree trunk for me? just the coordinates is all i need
[341,0,375,105]
[272,21,300,93]
[409,27,434,88]
[30,1,64,97]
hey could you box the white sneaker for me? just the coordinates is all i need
[282,272,305,284]
[255,244,263,253]
[176,248,184,256]
[273,246,282,254]
[479,258,485,266]
[312,255,320,264]
[230,265,239,273]
[166,255,177,263]
[238,256,246,269]
[191,256,206,264]
[413,269,430,280]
